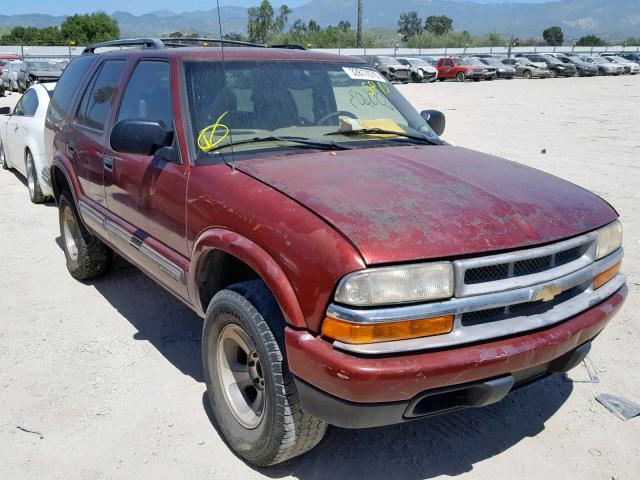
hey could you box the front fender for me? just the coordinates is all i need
[190,228,307,329]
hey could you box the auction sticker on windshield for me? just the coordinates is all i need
[342,67,388,83]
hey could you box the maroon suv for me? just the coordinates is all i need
[44,38,626,466]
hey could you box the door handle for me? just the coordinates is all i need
[103,155,114,172]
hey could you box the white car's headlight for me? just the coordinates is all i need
[335,263,454,306]
[596,220,623,260]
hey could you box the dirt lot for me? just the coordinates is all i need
[1,75,639,479]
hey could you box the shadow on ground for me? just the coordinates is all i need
[71,248,573,479]
[89,255,204,382]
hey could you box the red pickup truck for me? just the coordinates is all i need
[436,56,486,82]
[44,39,626,466]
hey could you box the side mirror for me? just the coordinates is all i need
[110,119,173,156]
[421,110,446,136]
[0,107,10,115]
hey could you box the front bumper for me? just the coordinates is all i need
[287,284,626,427]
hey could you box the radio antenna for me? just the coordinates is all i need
[215,0,236,170]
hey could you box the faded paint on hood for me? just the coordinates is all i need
[237,145,617,265]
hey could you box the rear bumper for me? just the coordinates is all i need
[286,284,626,427]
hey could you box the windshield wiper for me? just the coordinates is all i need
[203,135,351,154]
[324,128,441,145]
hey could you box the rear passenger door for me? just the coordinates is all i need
[102,59,189,297]
[7,88,39,176]
[71,59,127,206]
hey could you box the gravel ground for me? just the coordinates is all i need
[1,75,639,479]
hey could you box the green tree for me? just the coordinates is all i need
[247,0,291,44]
[223,32,248,42]
[485,31,503,47]
[308,20,321,33]
[168,31,184,38]
[542,26,563,46]
[60,11,119,44]
[397,11,422,41]
[425,15,453,36]
[0,25,63,45]
[575,35,606,47]
[338,21,351,33]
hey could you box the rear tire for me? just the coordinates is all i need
[58,194,112,281]
[203,280,327,466]
[0,141,8,170]
[26,150,47,204]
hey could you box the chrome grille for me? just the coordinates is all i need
[454,233,597,297]
[460,282,588,327]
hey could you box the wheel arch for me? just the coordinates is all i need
[190,228,307,329]
[50,158,79,206]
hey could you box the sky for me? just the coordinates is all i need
[2,0,310,16]
[3,0,553,17]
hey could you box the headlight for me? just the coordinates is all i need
[557,66,565,70]
[596,220,623,260]
[335,263,454,306]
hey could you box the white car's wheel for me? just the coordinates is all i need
[26,150,47,203]
[1,141,8,170]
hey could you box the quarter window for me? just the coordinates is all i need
[15,89,39,116]
[76,60,126,132]
[48,55,94,124]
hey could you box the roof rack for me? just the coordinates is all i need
[82,38,166,54]
[82,37,306,54]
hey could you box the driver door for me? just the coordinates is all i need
[103,59,189,298]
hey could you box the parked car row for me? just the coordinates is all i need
[0,38,629,467]
[1,60,64,95]
[359,52,640,83]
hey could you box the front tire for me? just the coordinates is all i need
[456,72,466,82]
[203,280,327,466]
[59,194,112,281]
[26,150,47,204]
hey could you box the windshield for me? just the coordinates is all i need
[378,57,402,67]
[407,58,430,67]
[541,56,562,65]
[607,56,627,62]
[183,60,438,160]
[27,62,59,71]
[592,57,609,64]
[481,58,503,66]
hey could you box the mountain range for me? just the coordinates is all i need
[0,0,638,41]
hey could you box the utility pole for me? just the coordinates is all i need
[357,0,363,48]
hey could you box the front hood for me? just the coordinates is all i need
[237,145,617,265]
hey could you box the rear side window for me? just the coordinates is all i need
[17,89,39,116]
[48,55,94,124]
[76,60,126,132]
[117,60,172,128]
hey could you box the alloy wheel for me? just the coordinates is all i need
[26,152,35,197]
[216,323,265,429]
[62,207,80,262]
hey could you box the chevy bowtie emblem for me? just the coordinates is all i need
[535,284,563,302]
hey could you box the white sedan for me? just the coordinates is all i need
[0,82,55,203]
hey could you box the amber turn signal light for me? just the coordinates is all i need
[321,315,454,344]
[594,261,622,289]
